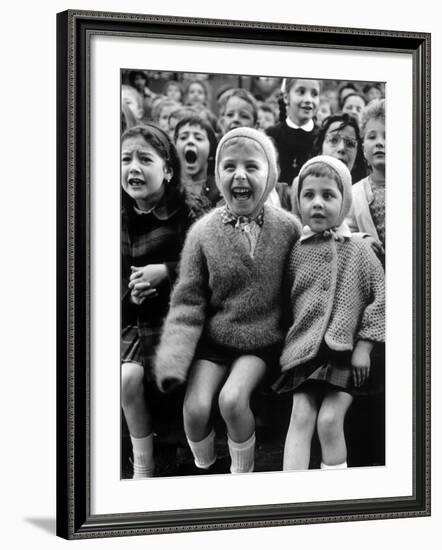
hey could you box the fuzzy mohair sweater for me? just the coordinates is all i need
[154,204,301,391]
[280,233,385,373]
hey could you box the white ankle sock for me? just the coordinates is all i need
[228,433,255,474]
[320,460,348,470]
[131,433,154,479]
[187,429,216,469]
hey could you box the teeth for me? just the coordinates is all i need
[232,188,251,199]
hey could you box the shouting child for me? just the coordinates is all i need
[154,128,301,474]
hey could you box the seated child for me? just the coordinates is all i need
[341,92,367,127]
[154,128,301,474]
[163,80,184,104]
[122,84,144,124]
[316,96,332,126]
[218,88,258,135]
[174,114,221,214]
[347,99,386,256]
[120,124,197,478]
[127,70,157,120]
[266,78,321,184]
[218,89,281,208]
[258,103,278,132]
[152,98,181,133]
[184,79,210,108]
[274,155,385,471]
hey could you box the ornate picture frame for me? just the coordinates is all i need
[56,10,430,539]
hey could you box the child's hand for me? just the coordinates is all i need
[129,264,168,291]
[351,340,373,388]
[363,235,385,260]
[130,285,157,305]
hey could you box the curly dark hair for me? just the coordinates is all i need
[128,70,148,88]
[313,113,367,183]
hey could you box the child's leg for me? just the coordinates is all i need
[317,389,353,468]
[121,362,154,478]
[283,390,318,471]
[183,359,227,468]
[218,355,267,473]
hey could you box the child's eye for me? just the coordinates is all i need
[323,191,337,199]
[311,89,319,97]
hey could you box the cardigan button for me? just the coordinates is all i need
[322,280,330,291]
[324,251,332,262]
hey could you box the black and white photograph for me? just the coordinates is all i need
[120,69,387,480]
[54,9,431,541]
[3,0,440,546]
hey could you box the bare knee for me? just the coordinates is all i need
[289,394,317,432]
[183,391,213,430]
[121,362,145,407]
[317,407,342,444]
[218,386,248,423]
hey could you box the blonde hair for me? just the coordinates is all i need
[361,99,385,135]
[218,88,258,123]
[121,85,143,109]
[152,98,181,123]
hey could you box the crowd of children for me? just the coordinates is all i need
[120,70,386,479]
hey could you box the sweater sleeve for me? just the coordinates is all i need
[154,222,209,392]
[357,245,385,344]
[345,204,359,233]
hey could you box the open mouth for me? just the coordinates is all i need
[184,150,198,164]
[311,213,325,219]
[232,187,252,200]
[128,178,144,187]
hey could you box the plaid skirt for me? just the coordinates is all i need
[273,343,385,396]
[121,322,162,381]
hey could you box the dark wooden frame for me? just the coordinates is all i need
[56,9,431,540]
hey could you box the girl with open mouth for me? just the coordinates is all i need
[174,115,222,214]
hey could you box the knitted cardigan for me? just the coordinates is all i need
[155,204,301,390]
[280,233,385,373]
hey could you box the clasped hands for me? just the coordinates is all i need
[128,264,168,305]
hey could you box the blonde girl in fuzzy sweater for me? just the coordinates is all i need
[155,128,301,474]
[274,155,385,471]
